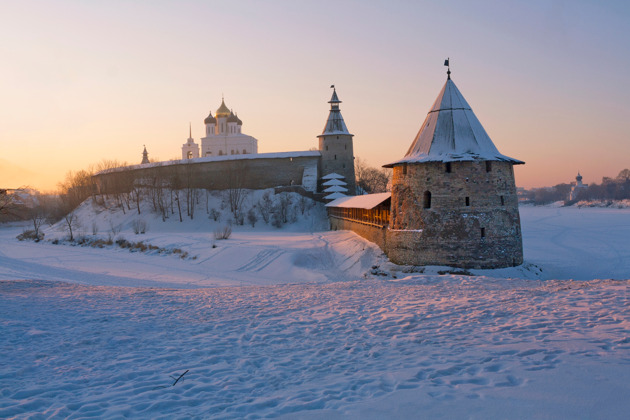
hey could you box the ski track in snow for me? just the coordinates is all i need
[1,279,629,419]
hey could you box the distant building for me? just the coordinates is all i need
[569,172,588,201]
[182,98,258,160]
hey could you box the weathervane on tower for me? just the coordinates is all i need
[444,57,451,80]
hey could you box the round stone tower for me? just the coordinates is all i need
[318,86,356,195]
[384,69,524,269]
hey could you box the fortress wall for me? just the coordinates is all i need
[95,155,320,194]
[329,217,387,253]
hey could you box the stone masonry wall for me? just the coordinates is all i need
[387,160,523,269]
[319,134,356,194]
[95,155,320,194]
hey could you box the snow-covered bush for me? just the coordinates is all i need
[247,208,258,227]
[209,208,221,222]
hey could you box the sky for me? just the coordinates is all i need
[1,0,629,191]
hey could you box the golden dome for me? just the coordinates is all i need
[216,99,231,118]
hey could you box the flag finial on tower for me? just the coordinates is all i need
[444,58,451,80]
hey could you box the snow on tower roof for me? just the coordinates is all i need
[322,178,347,186]
[384,77,523,167]
[324,192,348,200]
[318,87,353,137]
[323,185,348,193]
[322,172,344,180]
[325,192,391,209]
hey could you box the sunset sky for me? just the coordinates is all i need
[1,0,629,192]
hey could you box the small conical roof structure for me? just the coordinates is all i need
[323,185,348,193]
[384,74,523,167]
[318,87,352,136]
[322,178,347,186]
[324,192,347,200]
[322,172,344,180]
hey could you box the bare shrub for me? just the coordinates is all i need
[109,220,122,236]
[214,224,232,240]
[131,218,148,234]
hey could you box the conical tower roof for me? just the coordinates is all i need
[384,77,522,167]
[318,87,352,137]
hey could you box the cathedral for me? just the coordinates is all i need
[181,98,258,159]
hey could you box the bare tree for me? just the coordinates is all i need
[226,162,249,221]
[257,191,273,224]
[355,157,391,194]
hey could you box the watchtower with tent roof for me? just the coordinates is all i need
[318,86,356,195]
[382,61,524,268]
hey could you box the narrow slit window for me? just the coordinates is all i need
[445,162,452,173]
[500,196,505,206]
[402,163,407,175]
[423,191,432,209]
[481,227,486,238]
[486,161,492,172]
[465,197,470,206]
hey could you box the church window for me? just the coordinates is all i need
[243,149,247,154]
[465,197,470,206]
[445,162,452,173]
[500,196,505,206]
[337,136,339,139]
[423,191,432,209]
[345,145,347,150]
[334,155,337,160]
[326,145,329,151]
[481,227,486,238]
[219,150,223,156]
[486,161,492,172]
[187,151,193,159]
[231,150,234,155]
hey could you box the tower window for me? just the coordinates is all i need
[187,151,193,159]
[445,162,452,173]
[402,163,407,175]
[486,161,492,172]
[423,191,432,209]
[481,227,486,238]
[465,197,470,206]
[218,150,223,156]
[500,196,505,206]
[326,145,329,151]
[345,145,347,150]
[334,155,337,160]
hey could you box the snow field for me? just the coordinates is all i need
[1,278,629,418]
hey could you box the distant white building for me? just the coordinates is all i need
[570,172,588,200]
[182,98,258,160]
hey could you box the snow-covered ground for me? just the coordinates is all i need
[1,200,629,419]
